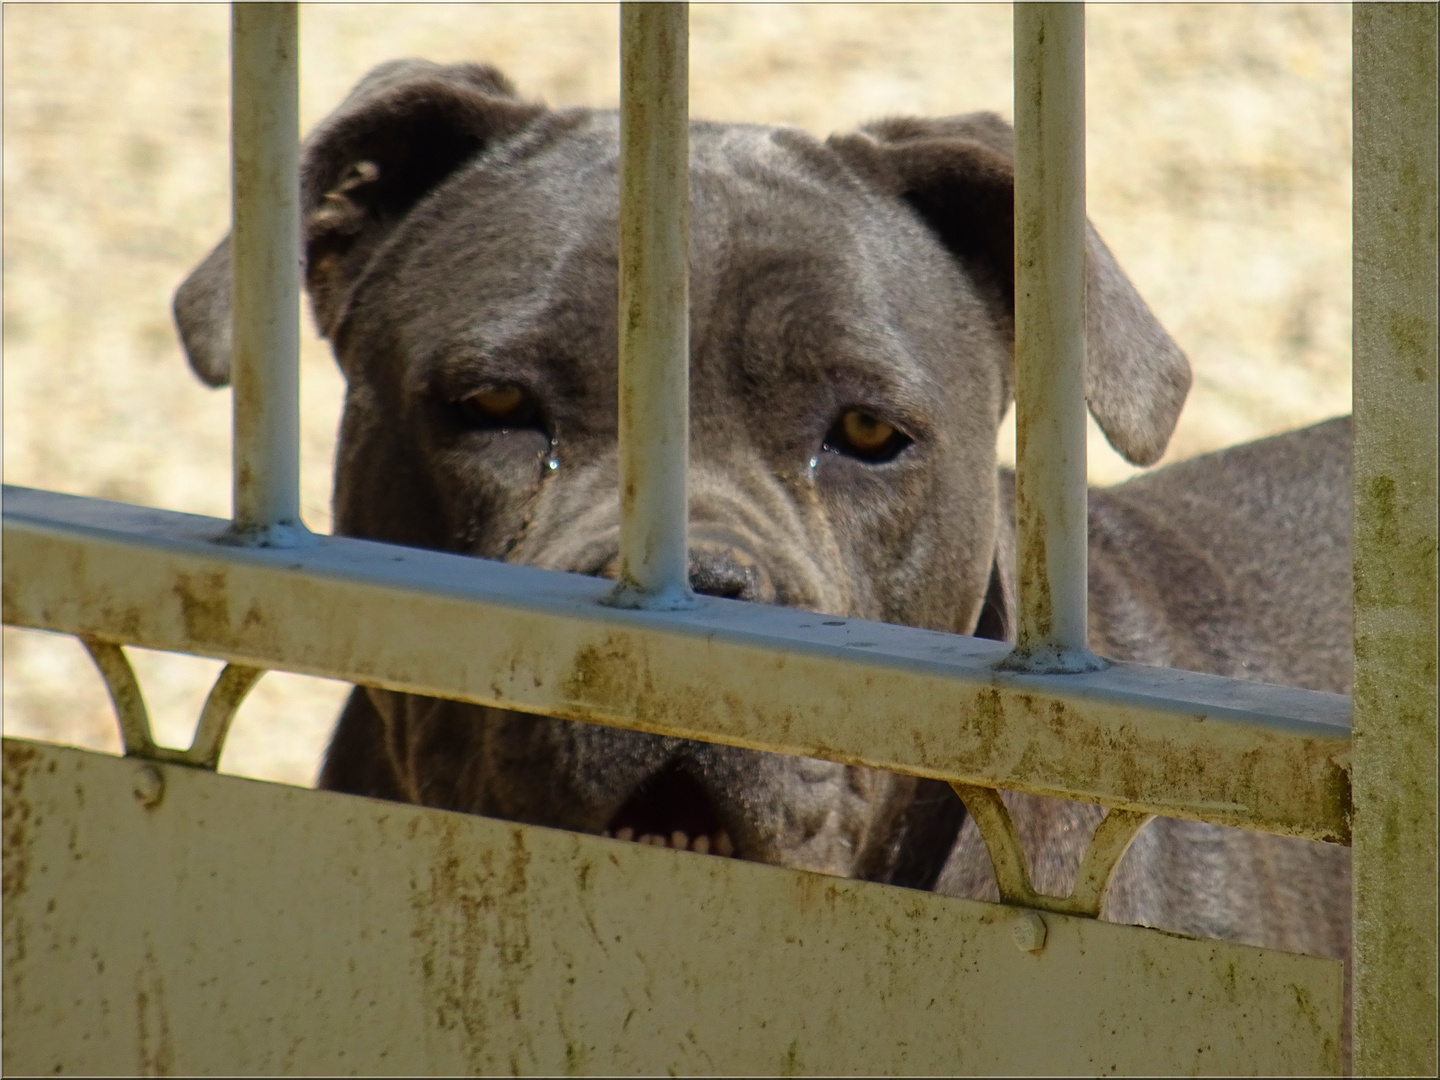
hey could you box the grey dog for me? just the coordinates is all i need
[174,61,1349,965]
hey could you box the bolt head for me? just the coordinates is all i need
[132,763,164,808]
[1012,909,1047,953]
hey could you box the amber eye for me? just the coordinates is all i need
[841,410,895,452]
[457,384,540,429]
[823,408,912,464]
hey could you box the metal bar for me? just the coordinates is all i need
[78,639,156,757]
[189,663,266,770]
[2,738,1344,1075]
[228,2,309,548]
[2,485,1353,841]
[1008,3,1101,674]
[950,783,1150,919]
[1351,4,1439,1072]
[611,2,694,610]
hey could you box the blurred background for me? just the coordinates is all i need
[3,4,1353,786]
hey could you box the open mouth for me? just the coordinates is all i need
[602,762,736,857]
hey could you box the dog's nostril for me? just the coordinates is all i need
[688,549,758,600]
[582,547,770,600]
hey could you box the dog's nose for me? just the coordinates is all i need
[688,545,773,602]
[586,543,776,602]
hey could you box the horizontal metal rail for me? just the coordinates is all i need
[3,485,1352,842]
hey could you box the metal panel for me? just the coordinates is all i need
[2,486,1351,842]
[1352,3,1440,1073]
[2,738,1343,1075]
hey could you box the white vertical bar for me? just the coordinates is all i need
[1005,2,1102,673]
[1352,4,1438,1073]
[228,2,309,548]
[611,2,694,609]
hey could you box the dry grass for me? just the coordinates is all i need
[3,4,1352,786]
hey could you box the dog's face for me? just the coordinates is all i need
[175,61,1189,885]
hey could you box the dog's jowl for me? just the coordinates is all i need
[175,60,1349,962]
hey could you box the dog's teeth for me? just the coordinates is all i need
[598,825,726,853]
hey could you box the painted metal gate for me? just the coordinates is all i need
[3,3,1435,1074]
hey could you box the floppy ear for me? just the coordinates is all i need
[829,113,1191,467]
[971,467,1018,642]
[172,59,545,387]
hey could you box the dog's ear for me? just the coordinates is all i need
[972,467,1018,642]
[829,113,1191,467]
[173,60,544,387]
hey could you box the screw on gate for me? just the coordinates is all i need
[1012,910,1047,953]
[133,763,164,808]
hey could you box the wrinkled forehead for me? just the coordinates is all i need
[687,125,963,395]
[386,116,960,397]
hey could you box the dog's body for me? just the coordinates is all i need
[174,61,1349,963]
[942,418,1350,962]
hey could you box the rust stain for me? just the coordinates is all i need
[561,634,726,745]
[966,688,1006,764]
[172,571,231,643]
[2,741,39,903]
[563,637,643,708]
[1322,759,1353,845]
[563,1040,587,1076]
[410,820,494,1073]
[239,602,267,632]
[94,601,144,644]
[409,818,539,1074]
[135,940,175,1077]
[780,1037,802,1076]
[1016,496,1054,641]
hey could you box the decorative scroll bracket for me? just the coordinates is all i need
[951,782,1154,919]
[81,638,264,770]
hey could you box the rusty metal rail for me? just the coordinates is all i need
[3,484,1352,843]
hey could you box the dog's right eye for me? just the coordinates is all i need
[455,384,542,432]
[822,408,913,464]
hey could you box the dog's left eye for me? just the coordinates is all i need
[823,408,913,464]
[456,384,542,431]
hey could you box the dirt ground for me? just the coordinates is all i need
[2,4,1353,787]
